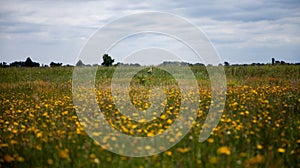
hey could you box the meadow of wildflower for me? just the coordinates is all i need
[0,65,299,168]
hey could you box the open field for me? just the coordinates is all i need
[1,65,300,167]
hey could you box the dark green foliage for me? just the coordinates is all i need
[76,60,85,66]
[101,54,115,67]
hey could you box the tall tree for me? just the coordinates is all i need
[272,58,275,65]
[50,62,62,67]
[24,57,39,67]
[76,60,85,66]
[101,54,114,66]
[25,57,33,67]
[224,61,230,66]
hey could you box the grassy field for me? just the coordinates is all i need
[0,65,299,167]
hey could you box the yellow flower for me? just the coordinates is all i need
[166,119,172,125]
[169,138,175,142]
[176,147,191,153]
[209,156,218,164]
[121,126,129,133]
[257,144,263,150]
[277,148,285,153]
[145,145,151,150]
[36,132,42,138]
[17,156,24,162]
[59,149,69,159]
[245,111,249,115]
[4,154,15,162]
[36,144,42,151]
[94,158,100,164]
[165,150,172,156]
[0,143,9,148]
[90,153,96,159]
[248,155,264,164]
[138,119,146,123]
[121,156,127,161]
[62,111,69,115]
[217,146,231,155]
[92,132,101,136]
[47,159,54,165]
[160,114,167,120]
[131,125,138,129]
[207,138,214,143]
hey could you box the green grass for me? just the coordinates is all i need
[0,65,299,168]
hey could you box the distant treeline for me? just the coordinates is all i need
[223,58,300,66]
[0,57,299,68]
[0,57,72,68]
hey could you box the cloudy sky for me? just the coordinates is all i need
[0,0,299,65]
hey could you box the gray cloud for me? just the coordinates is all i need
[0,0,299,65]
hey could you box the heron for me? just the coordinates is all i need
[147,66,153,74]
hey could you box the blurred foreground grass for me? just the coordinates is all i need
[0,65,299,167]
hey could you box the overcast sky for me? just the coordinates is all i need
[0,0,299,65]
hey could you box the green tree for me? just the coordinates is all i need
[101,54,114,66]
[76,60,85,66]
[25,57,33,67]
[224,61,230,66]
